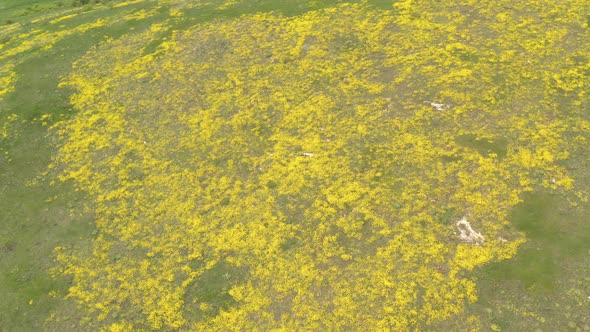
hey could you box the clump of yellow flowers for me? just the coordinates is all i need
[51,0,589,330]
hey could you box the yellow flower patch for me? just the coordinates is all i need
[52,1,590,330]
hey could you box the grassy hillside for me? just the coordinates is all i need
[1,0,589,330]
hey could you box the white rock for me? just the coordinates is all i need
[456,217,485,244]
[424,100,451,111]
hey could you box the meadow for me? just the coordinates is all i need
[0,0,589,331]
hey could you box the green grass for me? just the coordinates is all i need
[484,193,578,289]
[461,144,590,331]
[0,19,97,332]
[183,259,247,322]
[0,1,177,329]
[0,0,61,23]
[432,185,590,330]
[1,0,589,330]
[456,134,508,160]
[471,189,590,331]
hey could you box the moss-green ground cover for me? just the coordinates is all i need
[1,0,589,330]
